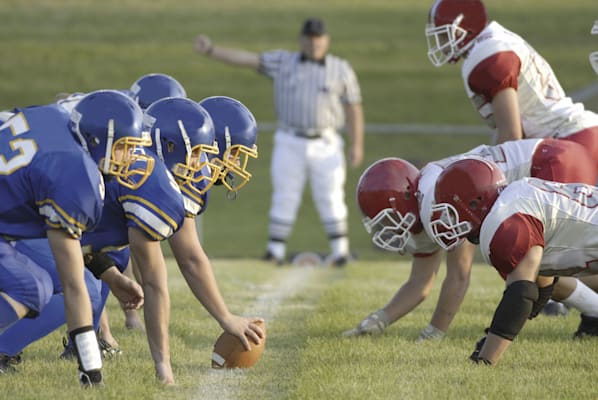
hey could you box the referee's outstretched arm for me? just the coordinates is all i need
[195,34,260,69]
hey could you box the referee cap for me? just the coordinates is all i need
[301,17,326,36]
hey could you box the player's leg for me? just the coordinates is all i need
[552,276,598,337]
[309,135,349,266]
[265,133,309,264]
[0,239,53,373]
[5,239,104,361]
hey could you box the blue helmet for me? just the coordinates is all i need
[144,97,220,196]
[70,90,153,189]
[198,96,258,193]
[129,73,187,110]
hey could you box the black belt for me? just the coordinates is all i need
[287,128,329,139]
[293,130,321,139]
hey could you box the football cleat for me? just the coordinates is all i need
[0,353,21,374]
[540,300,569,317]
[573,314,598,339]
[79,370,104,388]
[60,336,77,361]
[262,250,284,266]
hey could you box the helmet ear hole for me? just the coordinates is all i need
[468,196,482,210]
[165,140,176,154]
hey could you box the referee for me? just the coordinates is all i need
[195,17,365,266]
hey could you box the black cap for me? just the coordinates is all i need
[301,18,326,36]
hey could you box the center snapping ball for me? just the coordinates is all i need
[211,320,266,369]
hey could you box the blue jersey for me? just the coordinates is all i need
[80,150,186,253]
[0,105,104,239]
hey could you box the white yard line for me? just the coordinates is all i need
[192,266,318,400]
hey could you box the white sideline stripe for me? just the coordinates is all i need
[193,267,318,400]
[256,81,598,135]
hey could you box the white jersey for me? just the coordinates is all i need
[419,139,542,242]
[462,21,598,138]
[479,178,598,277]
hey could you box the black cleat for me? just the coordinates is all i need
[0,353,21,374]
[574,314,598,339]
[541,300,569,317]
[331,256,348,268]
[262,251,284,266]
[79,370,104,388]
[60,336,77,360]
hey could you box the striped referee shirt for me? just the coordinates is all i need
[258,50,362,132]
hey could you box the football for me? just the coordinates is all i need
[291,251,323,267]
[211,320,266,369]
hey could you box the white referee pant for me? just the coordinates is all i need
[267,128,349,259]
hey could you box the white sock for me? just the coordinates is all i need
[561,280,598,317]
[330,237,349,259]
[267,241,286,260]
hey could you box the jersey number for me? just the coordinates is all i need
[0,113,37,174]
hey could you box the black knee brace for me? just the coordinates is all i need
[489,280,538,341]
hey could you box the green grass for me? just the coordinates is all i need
[4,258,598,399]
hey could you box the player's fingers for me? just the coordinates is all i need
[245,328,261,346]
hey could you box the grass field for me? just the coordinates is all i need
[2,0,598,398]
[3,259,598,399]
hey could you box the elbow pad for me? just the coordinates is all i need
[489,280,538,341]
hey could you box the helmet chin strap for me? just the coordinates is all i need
[102,119,115,174]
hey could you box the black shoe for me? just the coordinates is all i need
[331,256,348,268]
[79,370,104,387]
[262,251,284,266]
[541,300,569,317]
[60,336,77,361]
[0,353,21,374]
[574,314,598,339]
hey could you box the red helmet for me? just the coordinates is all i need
[430,157,506,250]
[426,0,488,67]
[356,158,421,253]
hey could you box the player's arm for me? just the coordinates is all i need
[167,217,264,350]
[477,245,543,365]
[423,241,475,339]
[48,229,104,385]
[344,102,364,169]
[47,229,92,331]
[344,250,443,337]
[194,34,260,69]
[127,227,174,385]
[492,88,523,144]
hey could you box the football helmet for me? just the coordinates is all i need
[144,97,220,197]
[430,157,506,250]
[356,158,421,254]
[70,90,153,189]
[129,73,187,110]
[198,96,258,194]
[425,0,488,67]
